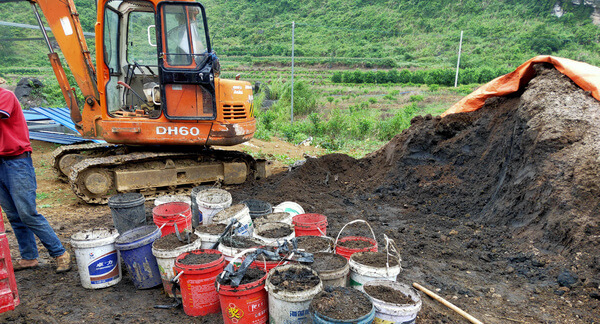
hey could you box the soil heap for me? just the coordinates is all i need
[237,63,600,274]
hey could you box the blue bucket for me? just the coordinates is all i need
[115,225,162,289]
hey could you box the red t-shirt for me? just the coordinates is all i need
[0,88,32,156]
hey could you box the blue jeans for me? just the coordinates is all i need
[0,156,65,260]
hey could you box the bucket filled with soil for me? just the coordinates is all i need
[309,252,349,287]
[241,199,273,219]
[216,266,268,324]
[363,280,422,324]
[292,213,328,237]
[253,222,295,245]
[174,249,225,316]
[195,188,232,225]
[309,286,375,324]
[218,236,265,265]
[195,223,227,249]
[348,251,401,291]
[151,232,202,296]
[212,204,253,236]
[71,228,121,289]
[254,212,293,226]
[334,220,378,260]
[295,235,334,253]
[266,264,323,323]
[152,202,193,237]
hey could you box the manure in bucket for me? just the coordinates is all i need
[310,286,374,321]
[268,267,320,292]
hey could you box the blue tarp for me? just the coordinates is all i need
[24,107,104,144]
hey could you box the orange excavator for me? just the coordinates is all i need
[25,0,267,203]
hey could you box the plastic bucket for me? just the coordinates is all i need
[241,199,272,219]
[108,193,147,234]
[115,225,162,289]
[71,228,121,289]
[309,288,375,324]
[254,212,292,226]
[216,250,269,324]
[174,249,225,317]
[272,201,304,216]
[363,280,422,324]
[194,224,226,249]
[334,220,378,260]
[196,189,232,225]
[293,213,328,237]
[213,204,253,236]
[253,222,295,246]
[296,235,334,253]
[191,185,211,228]
[152,202,193,237]
[311,252,349,288]
[265,264,323,324]
[154,194,191,206]
[218,238,264,266]
[348,252,401,292]
[152,233,203,296]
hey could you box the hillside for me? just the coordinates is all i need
[0,0,599,71]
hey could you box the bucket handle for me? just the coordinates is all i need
[333,219,377,251]
[216,248,257,292]
[383,234,402,275]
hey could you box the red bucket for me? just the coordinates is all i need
[174,249,225,317]
[292,213,327,237]
[216,269,268,324]
[334,220,378,260]
[335,236,378,260]
[153,202,192,237]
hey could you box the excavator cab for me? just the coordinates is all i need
[102,0,216,121]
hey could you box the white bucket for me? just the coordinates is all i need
[311,252,349,287]
[363,280,422,324]
[70,228,121,289]
[153,194,191,206]
[253,222,295,246]
[195,189,232,224]
[266,264,323,324]
[217,237,264,266]
[194,224,226,249]
[152,233,203,297]
[254,212,293,226]
[212,204,253,236]
[348,252,401,292]
[272,201,305,216]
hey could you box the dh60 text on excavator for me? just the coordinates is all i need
[24,0,268,203]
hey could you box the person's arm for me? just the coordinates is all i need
[0,90,17,119]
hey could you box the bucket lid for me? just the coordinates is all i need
[196,189,232,208]
[71,228,119,249]
[115,225,161,250]
[212,204,249,223]
[108,192,145,208]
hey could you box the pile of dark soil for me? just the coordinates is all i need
[152,233,198,250]
[234,64,600,322]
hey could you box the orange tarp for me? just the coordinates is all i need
[441,55,600,117]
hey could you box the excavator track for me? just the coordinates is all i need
[54,145,267,204]
[52,142,124,180]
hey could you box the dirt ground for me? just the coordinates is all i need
[1,64,600,323]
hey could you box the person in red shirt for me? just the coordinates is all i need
[0,79,71,273]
